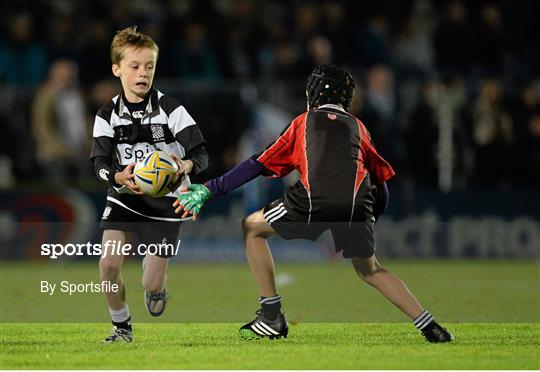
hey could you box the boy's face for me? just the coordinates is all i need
[112,46,157,102]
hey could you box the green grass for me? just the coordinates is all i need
[1,260,539,369]
[1,323,539,369]
[1,261,539,323]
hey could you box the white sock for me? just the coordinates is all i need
[413,310,434,330]
[109,305,130,324]
[259,295,282,305]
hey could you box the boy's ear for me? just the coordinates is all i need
[112,64,121,77]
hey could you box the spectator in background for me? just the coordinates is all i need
[320,1,352,66]
[405,80,441,185]
[79,19,112,85]
[0,12,47,87]
[364,64,409,171]
[366,65,396,124]
[257,18,286,77]
[46,14,79,62]
[466,79,514,186]
[87,79,119,116]
[305,35,333,67]
[511,83,540,185]
[523,109,540,185]
[271,40,303,78]
[354,13,392,68]
[294,3,321,74]
[349,79,397,183]
[510,83,539,144]
[218,0,263,79]
[433,0,474,77]
[474,3,507,77]
[221,20,261,79]
[173,21,220,81]
[31,59,88,184]
[393,0,436,78]
[349,76,384,141]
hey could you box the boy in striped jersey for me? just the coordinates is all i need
[174,65,453,343]
[90,26,209,342]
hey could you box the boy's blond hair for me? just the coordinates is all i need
[110,26,159,65]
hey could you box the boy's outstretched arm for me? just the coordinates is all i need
[173,157,268,219]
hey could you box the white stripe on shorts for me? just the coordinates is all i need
[264,203,284,218]
[265,206,285,221]
[268,209,287,223]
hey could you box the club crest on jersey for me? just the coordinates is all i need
[151,124,165,142]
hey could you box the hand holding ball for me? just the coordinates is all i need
[133,151,184,197]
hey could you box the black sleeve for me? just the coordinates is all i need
[175,125,206,154]
[183,144,210,176]
[90,136,114,159]
[90,136,120,187]
[92,156,124,188]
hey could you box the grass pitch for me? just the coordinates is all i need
[1,323,539,369]
[1,260,539,369]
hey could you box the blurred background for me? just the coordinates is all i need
[0,0,539,261]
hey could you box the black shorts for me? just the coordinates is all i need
[99,200,181,258]
[263,199,375,259]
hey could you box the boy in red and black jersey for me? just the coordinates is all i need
[174,65,453,343]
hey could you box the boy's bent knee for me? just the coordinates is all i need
[141,277,163,293]
[242,211,267,235]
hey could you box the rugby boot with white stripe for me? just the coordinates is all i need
[239,309,288,340]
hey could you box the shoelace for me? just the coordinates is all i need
[149,291,171,302]
[254,309,277,323]
[107,328,130,341]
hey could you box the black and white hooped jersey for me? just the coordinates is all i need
[90,88,206,221]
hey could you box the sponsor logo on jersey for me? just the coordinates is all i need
[132,110,144,119]
[124,145,162,162]
[102,206,112,219]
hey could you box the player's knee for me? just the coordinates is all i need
[242,211,266,236]
[353,259,385,283]
[141,276,163,293]
[99,258,122,280]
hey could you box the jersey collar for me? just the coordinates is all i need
[317,103,348,113]
[115,87,159,117]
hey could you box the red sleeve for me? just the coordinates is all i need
[358,120,395,184]
[255,113,307,178]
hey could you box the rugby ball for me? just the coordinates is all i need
[133,151,180,197]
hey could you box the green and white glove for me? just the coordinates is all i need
[176,184,212,216]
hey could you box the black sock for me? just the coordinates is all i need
[260,295,282,320]
[112,316,132,331]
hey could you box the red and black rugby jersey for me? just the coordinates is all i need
[255,104,395,222]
